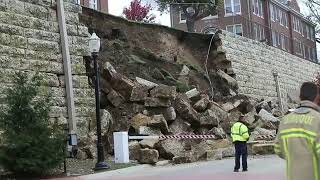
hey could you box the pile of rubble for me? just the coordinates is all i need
[74,59,283,164]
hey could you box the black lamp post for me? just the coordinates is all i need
[89,33,109,171]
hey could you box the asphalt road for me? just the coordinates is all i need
[66,155,285,180]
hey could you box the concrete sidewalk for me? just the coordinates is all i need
[54,155,285,180]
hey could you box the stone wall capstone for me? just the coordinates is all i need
[0,0,94,137]
[220,31,320,110]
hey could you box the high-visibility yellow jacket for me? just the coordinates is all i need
[231,122,250,142]
[275,101,320,180]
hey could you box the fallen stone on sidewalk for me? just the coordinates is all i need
[252,143,275,155]
[139,148,159,164]
[129,141,141,160]
[156,139,185,159]
[172,152,194,164]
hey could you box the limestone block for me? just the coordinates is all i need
[59,75,90,88]
[69,44,90,56]
[25,50,62,62]
[78,25,90,37]
[25,29,60,42]
[6,0,25,15]
[65,12,79,25]
[74,97,95,106]
[64,2,82,13]
[24,3,49,20]
[139,149,159,164]
[0,45,25,57]
[10,35,27,49]
[67,24,78,36]
[0,23,24,36]
[75,106,95,117]
[23,0,52,7]
[0,33,11,46]
[27,38,59,53]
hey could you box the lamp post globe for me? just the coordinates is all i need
[89,33,109,170]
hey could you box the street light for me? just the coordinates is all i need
[89,33,109,170]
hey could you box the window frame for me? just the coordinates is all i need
[280,34,285,50]
[226,24,243,36]
[225,0,241,16]
[89,0,98,10]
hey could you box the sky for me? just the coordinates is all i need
[108,0,310,27]
[108,0,171,26]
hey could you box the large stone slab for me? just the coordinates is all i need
[107,89,125,107]
[217,69,238,90]
[252,143,275,155]
[149,114,169,134]
[185,88,200,99]
[139,126,162,135]
[258,109,280,123]
[140,139,159,149]
[145,97,171,107]
[174,94,199,125]
[129,141,141,160]
[131,113,151,131]
[199,109,220,128]
[193,95,210,112]
[165,106,176,121]
[139,149,159,164]
[169,118,191,134]
[150,85,177,99]
[156,139,185,159]
[136,77,158,89]
[130,85,148,102]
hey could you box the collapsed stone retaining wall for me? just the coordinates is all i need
[0,0,94,136]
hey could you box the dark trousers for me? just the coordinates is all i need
[234,141,248,171]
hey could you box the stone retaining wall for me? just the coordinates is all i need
[0,0,94,136]
[220,31,320,110]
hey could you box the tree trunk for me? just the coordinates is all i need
[186,19,195,32]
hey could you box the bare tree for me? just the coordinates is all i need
[306,0,320,43]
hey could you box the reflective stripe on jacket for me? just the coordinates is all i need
[274,101,320,180]
[231,122,249,142]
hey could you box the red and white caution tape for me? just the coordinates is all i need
[129,134,216,140]
[255,134,276,140]
[159,134,216,140]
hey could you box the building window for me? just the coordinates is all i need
[253,24,265,41]
[252,0,264,17]
[270,4,274,21]
[293,16,302,33]
[279,10,288,27]
[304,45,310,60]
[280,34,285,50]
[294,39,302,55]
[179,11,187,22]
[306,26,310,39]
[310,28,315,41]
[89,0,97,10]
[225,0,241,16]
[272,31,277,47]
[226,24,243,36]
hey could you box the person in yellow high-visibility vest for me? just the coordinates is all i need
[231,115,250,172]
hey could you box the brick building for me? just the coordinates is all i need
[170,0,318,62]
[76,0,108,12]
